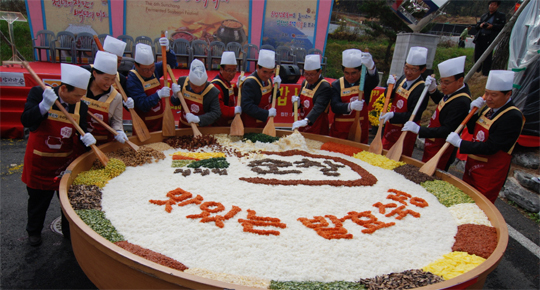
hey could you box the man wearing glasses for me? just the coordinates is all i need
[291,54,332,135]
[211,51,242,127]
[126,39,177,134]
[380,46,431,157]
[402,56,471,171]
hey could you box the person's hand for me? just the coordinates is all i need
[273,75,281,89]
[487,23,493,29]
[171,83,181,95]
[470,97,486,112]
[360,52,375,70]
[159,32,169,51]
[446,132,462,148]
[426,75,437,93]
[402,121,420,134]
[157,87,171,98]
[268,108,277,117]
[114,131,128,143]
[234,106,242,115]
[291,95,300,104]
[387,75,396,85]
[39,87,58,113]
[292,119,308,131]
[80,133,96,147]
[236,75,246,87]
[123,97,134,109]
[185,113,200,124]
[349,100,364,112]
[379,112,394,124]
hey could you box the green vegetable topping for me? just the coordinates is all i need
[76,209,124,242]
[187,157,229,169]
[243,133,280,143]
[421,180,474,207]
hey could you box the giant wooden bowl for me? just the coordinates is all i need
[59,127,508,290]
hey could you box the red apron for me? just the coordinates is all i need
[82,88,119,146]
[298,79,330,135]
[382,78,424,157]
[22,103,82,190]
[422,93,471,170]
[241,76,274,128]
[463,106,523,203]
[130,69,164,133]
[211,77,236,126]
[329,77,369,143]
[179,77,215,128]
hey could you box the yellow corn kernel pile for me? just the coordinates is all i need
[172,152,226,160]
[422,251,486,280]
[353,151,406,170]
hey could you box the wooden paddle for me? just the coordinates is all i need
[22,61,109,166]
[368,82,395,154]
[347,64,367,142]
[262,65,280,137]
[160,31,176,137]
[230,71,245,136]
[293,95,299,132]
[93,35,151,142]
[87,111,140,151]
[419,94,486,176]
[385,75,434,161]
[166,65,203,137]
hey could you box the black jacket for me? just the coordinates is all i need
[384,75,428,123]
[330,68,379,115]
[172,76,221,127]
[241,71,280,122]
[298,77,333,124]
[475,10,506,42]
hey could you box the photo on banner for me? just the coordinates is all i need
[125,0,250,46]
[261,0,318,50]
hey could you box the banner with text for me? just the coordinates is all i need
[44,0,110,35]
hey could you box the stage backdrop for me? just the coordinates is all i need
[26,0,334,60]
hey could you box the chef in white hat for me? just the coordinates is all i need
[240,49,282,128]
[126,33,178,134]
[21,63,94,246]
[446,70,523,203]
[291,54,332,134]
[171,59,221,127]
[402,56,472,171]
[102,35,130,94]
[380,46,433,157]
[210,51,242,126]
[329,48,379,142]
[82,51,128,145]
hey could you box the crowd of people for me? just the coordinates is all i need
[21,0,522,247]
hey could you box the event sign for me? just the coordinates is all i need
[43,0,110,35]
[0,72,25,87]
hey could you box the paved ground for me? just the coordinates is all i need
[1,137,538,289]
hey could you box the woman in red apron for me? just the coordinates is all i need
[211,52,241,127]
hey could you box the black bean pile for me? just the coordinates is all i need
[248,158,302,175]
[358,269,444,290]
[393,164,440,184]
[164,135,218,150]
[93,147,166,168]
[174,168,228,176]
[68,184,102,210]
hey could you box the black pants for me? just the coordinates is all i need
[26,186,69,237]
[474,35,493,76]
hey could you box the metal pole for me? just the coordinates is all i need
[464,0,531,83]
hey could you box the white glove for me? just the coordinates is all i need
[470,97,486,112]
[157,87,171,98]
[379,112,394,124]
[236,75,246,87]
[426,76,437,93]
[123,97,134,109]
[185,113,200,124]
[159,32,169,51]
[349,100,364,112]
[291,95,300,104]
[292,119,308,130]
[80,133,96,147]
[234,106,242,114]
[273,75,281,89]
[39,88,58,114]
[171,83,181,95]
[446,132,462,148]
[387,75,396,85]
[402,121,420,134]
[114,130,128,143]
[268,108,277,117]
[360,52,375,70]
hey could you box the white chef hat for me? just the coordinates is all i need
[342,49,362,68]
[438,56,466,78]
[220,51,237,65]
[93,51,118,75]
[61,63,91,89]
[304,54,321,71]
[406,46,428,66]
[189,59,207,86]
[486,70,515,91]
[103,35,126,58]
[258,49,275,69]
[134,43,154,65]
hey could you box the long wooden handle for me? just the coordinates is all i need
[166,65,202,137]
[161,31,168,88]
[270,65,281,110]
[407,74,435,122]
[236,71,245,107]
[93,35,103,51]
[381,82,395,115]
